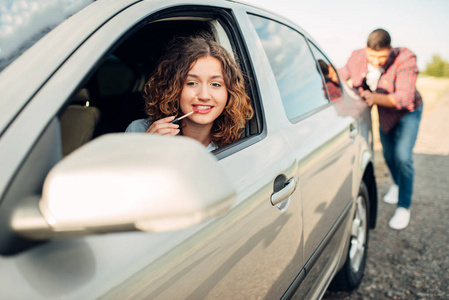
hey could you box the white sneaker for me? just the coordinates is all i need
[383,184,398,204]
[389,207,411,230]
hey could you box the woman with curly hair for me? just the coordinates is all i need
[126,35,253,151]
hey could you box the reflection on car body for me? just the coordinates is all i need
[0,0,377,299]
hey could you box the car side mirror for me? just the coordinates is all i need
[12,134,235,240]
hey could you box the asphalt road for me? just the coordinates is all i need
[324,78,449,299]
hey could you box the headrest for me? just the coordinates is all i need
[72,88,90,106]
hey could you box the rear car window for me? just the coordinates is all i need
[309,43,343,101]
[248,14,329,121]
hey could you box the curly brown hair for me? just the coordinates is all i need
[143,34,253,147]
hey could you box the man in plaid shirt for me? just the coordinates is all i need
[339,28,423,230]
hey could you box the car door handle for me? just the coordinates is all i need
[349,123,358,139]
[271,177,296,205]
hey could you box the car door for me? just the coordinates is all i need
[247,12,358,298]
[0,1,304,299]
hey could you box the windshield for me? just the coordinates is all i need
[0,0,93,72]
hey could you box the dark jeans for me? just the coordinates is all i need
[379,104,423,209]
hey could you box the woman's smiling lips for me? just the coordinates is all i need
[192,105,213,113]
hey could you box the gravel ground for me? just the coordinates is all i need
[324,77,449,299]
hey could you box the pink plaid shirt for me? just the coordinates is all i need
[339,48,422,133]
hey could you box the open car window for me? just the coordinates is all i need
[59,7,262,158]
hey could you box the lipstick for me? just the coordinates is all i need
[170,110,196,124]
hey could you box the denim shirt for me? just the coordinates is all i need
[125,119,218,152]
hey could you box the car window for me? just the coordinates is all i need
[56,8,261,157]
[248,15,328,121]
[309,43,343,101]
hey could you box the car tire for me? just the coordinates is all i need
[331,181,370,291]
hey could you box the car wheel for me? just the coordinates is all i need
[331,181,370,291]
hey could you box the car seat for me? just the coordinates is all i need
[59,88,101,156]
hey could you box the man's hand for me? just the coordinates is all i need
[358,87,396,108]
[358,87,375,106]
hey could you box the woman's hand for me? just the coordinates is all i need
[145,116,180,136]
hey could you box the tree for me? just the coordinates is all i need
[424,54,449,78]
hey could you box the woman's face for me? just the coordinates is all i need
[179,56,228,127]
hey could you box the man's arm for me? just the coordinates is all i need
[390,53,419,110]
[338,64,351,82]
[338,49,367,88]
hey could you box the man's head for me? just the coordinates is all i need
[366,28,392,69]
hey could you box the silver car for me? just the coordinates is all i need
[0,0,377,299]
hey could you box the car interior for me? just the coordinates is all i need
[58,16,261,157]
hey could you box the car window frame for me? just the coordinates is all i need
[13,3,265,164]
[71,5,266,160]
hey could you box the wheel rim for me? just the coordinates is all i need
[349,194,367,273]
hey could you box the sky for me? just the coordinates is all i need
[244,0,449,70]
